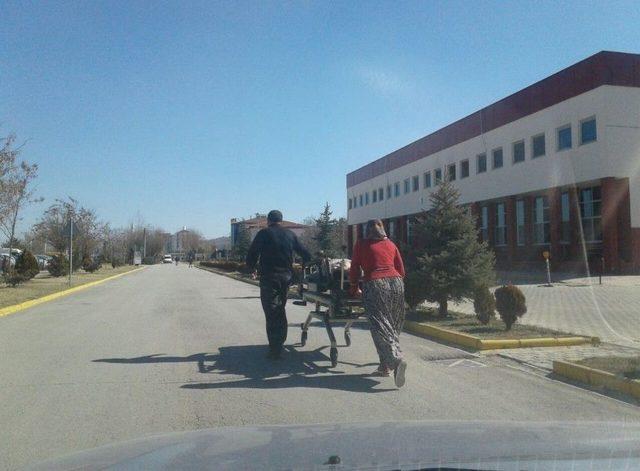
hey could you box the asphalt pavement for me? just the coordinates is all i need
[2,264,640,469]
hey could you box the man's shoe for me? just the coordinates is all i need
[266,350,282,360]
[394,360,407,388]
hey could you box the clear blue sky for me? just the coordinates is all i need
[2,0,639,238]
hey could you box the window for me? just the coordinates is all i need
[480,206,489,242]
[359,194,363,206]
[495,203,506,246]
[434,168,442,184]
[387,185,392,199]
[372,189,377,203]
[557,125,572,151]
[378,188,384,201]
[561,192,570,244]
[460,160,469,178]
[348,198,352,210]
[424,171,432,188]
[365,192,369,205]
[513,140,525,163]
[516,199,525,246]
[388,220,396,240]
[533,196,550,244]
[492,148,503,169]
[406,217,414,244]
[477,153,487,173]
[581,117,597,144]
[579,186,602,242]
[412,175,419,192]
[404,178,410,194]
[394,182,400,197]
[447,163,456,181]
[532,134,545,158]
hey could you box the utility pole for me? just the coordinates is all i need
[69,219,73,286]
[143,228,147,258]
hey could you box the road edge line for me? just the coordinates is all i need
[0,266,146,318]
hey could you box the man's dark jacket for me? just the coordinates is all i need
[246,224,311,279]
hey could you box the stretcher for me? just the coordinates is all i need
[293,257,367,367]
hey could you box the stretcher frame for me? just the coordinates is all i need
[296,290,368,367]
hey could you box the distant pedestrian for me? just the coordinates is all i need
[188,251,195,268]
[349,219,407,388]
[175,256,179,266]
[246,210,311,359]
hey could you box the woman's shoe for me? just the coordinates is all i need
[394,360,407,388]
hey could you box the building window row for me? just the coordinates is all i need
[477,184,602,248]
[348,117,597,211]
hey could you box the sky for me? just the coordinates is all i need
[2,0,639,239]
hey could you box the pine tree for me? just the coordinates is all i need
[313,203,337,256]
[413,180,495,317]
[233,223,252,261]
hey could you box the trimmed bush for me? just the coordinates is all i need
[200,261,245,272]
[3,270,27,287]
[494,285,527,331]
[81,255,92,272]
[473,285,496,325]
[15,250,40,280]
[48,254,69,277]
[404,270,427,311]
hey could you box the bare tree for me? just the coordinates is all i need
[0,134,41,260]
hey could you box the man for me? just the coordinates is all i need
[246,210,311,359]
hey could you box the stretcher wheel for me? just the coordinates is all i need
[301,331,308,347]
[330,347,338,367]
[344,332,351,347]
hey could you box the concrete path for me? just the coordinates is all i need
[2,265,640,469]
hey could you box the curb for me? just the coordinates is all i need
[404,320,597,350]
[196,264,260,287]
[0,266,146,318]
[553,360,640,400]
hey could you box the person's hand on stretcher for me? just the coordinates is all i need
[349,284,362,298]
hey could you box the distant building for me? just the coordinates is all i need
[230,216,309,247]
[168,227,190,253]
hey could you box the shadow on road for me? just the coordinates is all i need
[94,345,391,393]
[218,296,262,299]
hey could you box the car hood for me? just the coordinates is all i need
[28,421,640,470]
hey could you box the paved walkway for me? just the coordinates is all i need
[449,278,640,348]
[484,343,640,372]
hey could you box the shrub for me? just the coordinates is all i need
[15,250,40,280]
[84,259,102,273]
[404,270,427,311]
[473,285,496,325]
[48,254,69,277]
[81,255,92,272]
[494,285,527,331]
[200,261,245,272]
[3,270,27,287]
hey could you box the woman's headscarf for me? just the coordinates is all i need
[365,219,387,240]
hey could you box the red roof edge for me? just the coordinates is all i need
[346,51,640,188]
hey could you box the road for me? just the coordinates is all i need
[2,264,640,469]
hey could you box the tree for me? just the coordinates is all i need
[15,249,39,279]
[495,285,527,330]
[233,223,252,261]
[0,134,41,263]
[32,198,106,266]
[412,180,495,317]
[313,203,336,255]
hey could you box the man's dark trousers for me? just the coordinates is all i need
[259,274,291,355]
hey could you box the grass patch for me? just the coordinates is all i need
[576,356,640,380]
[0,265,139,309]
[406,308,575,340]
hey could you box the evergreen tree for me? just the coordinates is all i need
[413,180,495,317]
[313,203,337,256]
[233,223,252,261]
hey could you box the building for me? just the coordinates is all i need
[346,51,640,273]
[230,216,309,247]
[168,227,190,254]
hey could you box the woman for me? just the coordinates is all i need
[349,219,407,387]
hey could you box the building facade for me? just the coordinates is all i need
[346,51,640,273]
[230,216,309,247]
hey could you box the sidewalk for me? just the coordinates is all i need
[449,276,640,348]
[485,342,640,371]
